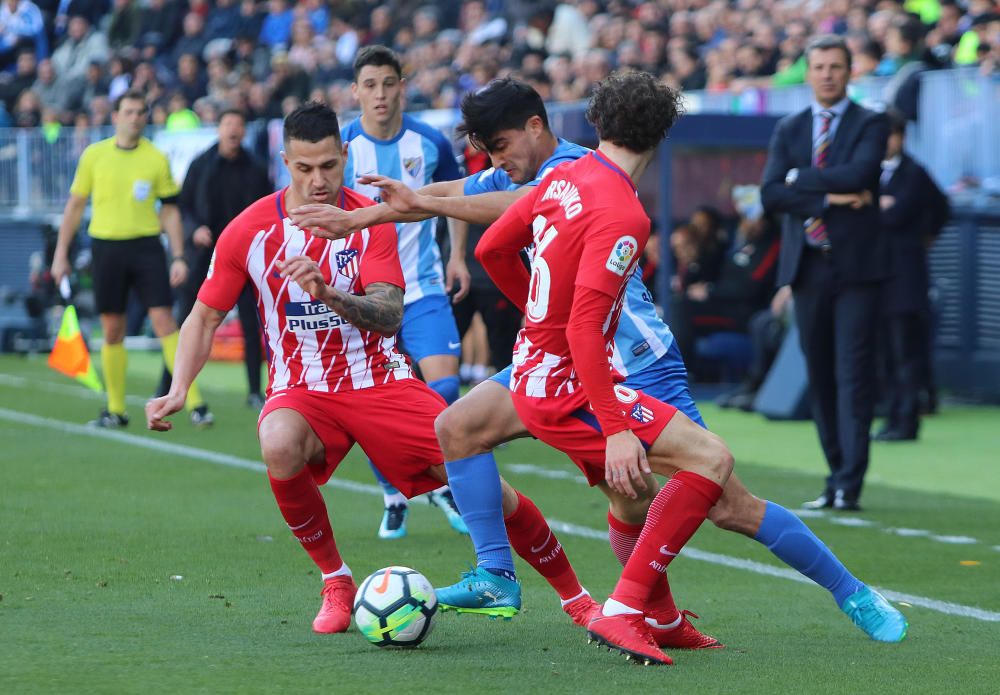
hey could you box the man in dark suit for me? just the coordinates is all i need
[761,35,889,511]
[874,111,949,442]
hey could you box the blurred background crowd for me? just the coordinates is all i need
[2,0,999,130]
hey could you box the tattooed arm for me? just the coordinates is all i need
[323,282,403,337]
[277,256,403,337]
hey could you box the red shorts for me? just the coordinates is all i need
[258,380,446,498]
[511,384,677,486]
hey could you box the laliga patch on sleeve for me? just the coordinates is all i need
[206,250,216,278]
[605,236,638,276]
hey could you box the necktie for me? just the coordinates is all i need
[805,110,834,249]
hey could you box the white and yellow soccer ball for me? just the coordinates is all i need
[353,566,438,647]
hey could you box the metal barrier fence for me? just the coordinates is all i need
[1,69,997,217]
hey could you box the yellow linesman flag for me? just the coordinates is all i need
[48,305,102,392]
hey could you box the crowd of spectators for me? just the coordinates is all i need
[1,0,998,131]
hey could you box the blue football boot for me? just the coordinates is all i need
[841,586,908,642]
[436,566,521,620]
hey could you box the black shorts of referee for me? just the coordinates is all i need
[91,236,174,315]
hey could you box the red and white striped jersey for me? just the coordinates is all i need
[198,187,413,395]
[485,152,649,400]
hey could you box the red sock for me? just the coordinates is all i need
[610,471,723,610]
[608,511,678,620]
[269,468,343,575]
[505,491,584,601]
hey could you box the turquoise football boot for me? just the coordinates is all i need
[436,566,521,620]
[841,586,908,642]
[426,488,470,535]
[377,504,408,540]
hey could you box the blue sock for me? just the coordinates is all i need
[445,452,515,575]
[754,501,863,606]
[428,375,461,405]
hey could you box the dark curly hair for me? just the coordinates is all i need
[585,71,684,153]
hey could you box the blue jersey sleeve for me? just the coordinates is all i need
[463,166,515,195]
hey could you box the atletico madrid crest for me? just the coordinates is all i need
[335,249,360,279]
[630,402,654,423]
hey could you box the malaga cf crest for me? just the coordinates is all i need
[335,248,360,279]
[403,156,423,178]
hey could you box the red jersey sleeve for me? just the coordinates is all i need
[476,186,538,310]
[197,219,250,312]
[566,286,631,436]
[575,210,649,298]
[357,222,404,291]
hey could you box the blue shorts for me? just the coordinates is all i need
[490,341,707,429]
[622,342,706,428]
[398,294,461,364]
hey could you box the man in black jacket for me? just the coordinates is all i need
[874,112,949,441]
[159,109,273,408]
[761,34,889,511]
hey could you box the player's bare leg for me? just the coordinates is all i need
[259,408,355,634]
[413,353,469,534]
[436,380,598,621]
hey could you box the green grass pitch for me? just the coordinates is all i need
[2,352,999,693]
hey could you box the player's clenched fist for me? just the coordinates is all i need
[146,393,185,431]
[277,256,332,301]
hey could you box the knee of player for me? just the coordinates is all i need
[259,434,305,477]
[700,434,735,483]
[434,406,472,455]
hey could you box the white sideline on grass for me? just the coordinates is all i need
[1,406,998,624]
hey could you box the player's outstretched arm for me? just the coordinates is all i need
[277,256,404,337]
[361,174,532,226]
[146,301,227,431]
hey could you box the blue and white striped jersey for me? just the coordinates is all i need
[342,114,462,305]
[463,137,673,374]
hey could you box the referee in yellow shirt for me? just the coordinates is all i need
[51,89,212,428]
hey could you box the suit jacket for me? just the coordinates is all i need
[761,101,889,288]
[179,144,273,243]
[880,153,949,314]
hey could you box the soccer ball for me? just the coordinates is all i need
[353,566,438,647]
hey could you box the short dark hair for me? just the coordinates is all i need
[113,88,148,113]
[456,78,549,151]
[805,34,852,71]
[219,108,246,123]
[585,71,683,154]
[283,101,341,145]
[352,45,402,79]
